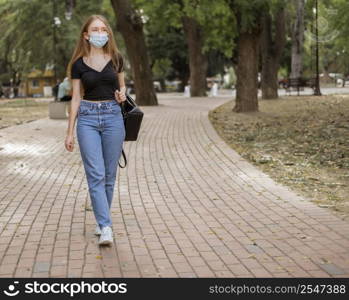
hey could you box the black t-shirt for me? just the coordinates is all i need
[71,53,124,101]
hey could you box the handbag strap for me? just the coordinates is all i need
[118,148,127,168]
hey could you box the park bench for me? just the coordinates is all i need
[285,77,316,96]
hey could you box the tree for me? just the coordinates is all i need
[181,14,208,96]
[141,0,191,92]
[229,0,268,112]
[137,0,235,97]
[147,27,189,92]
[111,0,158,105]
[290,0,305,78]
[0,0,107,95]
[176,0,207,96]
[260,1,286,99]
[325,0,349,82]
[179,0,234,96]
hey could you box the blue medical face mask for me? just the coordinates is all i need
[88,32,109,48]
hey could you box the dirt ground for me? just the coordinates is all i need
[209,94,349,221]
[0,98,51,129]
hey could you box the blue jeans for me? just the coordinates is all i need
[76,100,125,228]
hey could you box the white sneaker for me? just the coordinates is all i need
[98,226,113,246]
[95,224,102,236]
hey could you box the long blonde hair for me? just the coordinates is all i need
[67,14,123,97]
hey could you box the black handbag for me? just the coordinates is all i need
[118,93,144,168]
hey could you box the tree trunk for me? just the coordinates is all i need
[182,16,208,97]
[290,0,305,79]
[261,60,279,99]
[178,72,189,92]
[233,30,260,112]
[111,0,157,105]
[261,6,286,99]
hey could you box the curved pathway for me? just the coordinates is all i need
[0,93,348,278]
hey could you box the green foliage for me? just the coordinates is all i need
[139,0,235,54]
[152,58,172,80]
[323,0,349,75]
[301,0,349,76]
[2,0,348,88]
[135,0,236,78]
[0,0,118,83]
[146,26,188,80]
[188,0,236,56]
[229,0,269,33]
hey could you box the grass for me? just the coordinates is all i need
[209,94,349,221]
[0,98,50,129]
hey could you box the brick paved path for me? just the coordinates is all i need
[0,94,348,278]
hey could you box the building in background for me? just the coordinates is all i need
[18,68,55,97]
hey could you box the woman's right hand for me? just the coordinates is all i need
[65,134,75,152]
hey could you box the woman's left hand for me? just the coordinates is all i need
[115,89,126,104]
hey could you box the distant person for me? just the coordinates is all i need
[210,82,218,97]
[57,77,72,101]
[184,85,190,97]
[64,14,126,246]
[52,79,60,100]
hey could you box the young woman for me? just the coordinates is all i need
[64,15,126,246]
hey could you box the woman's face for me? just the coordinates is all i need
[84,19,109,40]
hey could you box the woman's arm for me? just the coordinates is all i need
[66,79,81,136]
[118,71,126,91]
[115,71,127,102]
